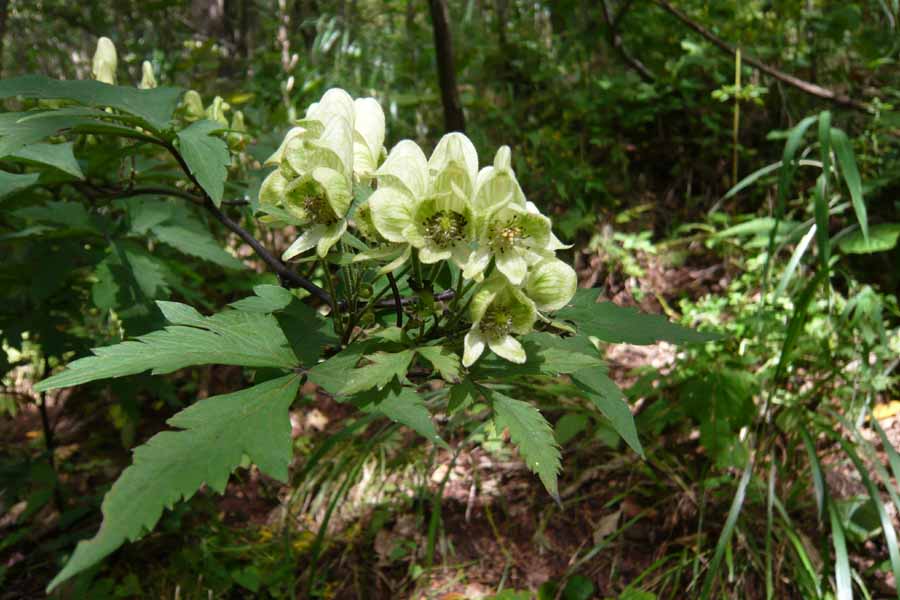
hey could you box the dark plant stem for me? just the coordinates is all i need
[386,272,403,327]
[427,0,466,132]
[38,359,65,513]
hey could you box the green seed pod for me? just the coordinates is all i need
[358,283,374,299]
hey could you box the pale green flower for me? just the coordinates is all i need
[369,138,476,267]
[206,96,230,127]
[428,132,479,198]
[182,91,205,122]
[139,61,157,89]
[352,97,386,180]
[92,37,117,85]
[525,258,577,312]
[280,167,353,260]
[464,199,552,285]
[471,145,527,213]
[463,276,537,367]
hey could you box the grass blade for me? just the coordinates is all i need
[774,223,817,300]
[800,426,826,522]
[830,127,868,241]
[827,501,852,600]
[699,458,754,600]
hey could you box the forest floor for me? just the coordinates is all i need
[2,238,898,599]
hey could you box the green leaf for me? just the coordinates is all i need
[490,390,561,500]
[36,302,298,391]
[417,345,461,382]
[557,289,720,345]
[0,170,39,200]
[152,223,245,270]
[473,333,605,378]
[46,375,300,592]
[838,222,900,254]
[340,350,415,396]
[176,120,229,205]
[0,76,182,130]
[448,378,478,413]
[357,384,445,447]
[7,141,84,179]
[830,127,867,241]
[13,200,101,233]
[571,367,643,457]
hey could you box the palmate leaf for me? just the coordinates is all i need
[340,350,415,395]
[416,345,461,382]
[557,289,720,345]
[35,302,299,391]
[354,383,446,447]
[490,390,561,501]
[176,119,229,205]
[46,374,301,592]
[0,75,182,130]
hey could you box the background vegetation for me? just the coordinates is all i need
[1,0,899,598]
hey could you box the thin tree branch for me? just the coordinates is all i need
[428,0,466,132]
[601,0,655,82]
[654,0,870,112]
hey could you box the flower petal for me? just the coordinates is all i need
[377,140,429,198]
[418,244,452,264]
[306,88,355,127]
[462,246,492,281]
[265,126,309,167]
[316,220,347,257]
[488,334,527,364]
[379,245,411,274]
[283,225,326,261]
[370,186,416,243]
[495,249,528,285]
[259,169,289,209]
[462,329,487,367]
[525,258,577,312]
[312,166,352,218]
[352,97,385,178]
[429,132,478,197]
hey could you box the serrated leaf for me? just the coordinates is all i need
[36,302,298,391]
[472,333,604,378]
[7,141,84,179]
[0,76,182,130]
[417,346,461,382]
[557,289,720,345]
[13,200,101,233]
[176,120,229,205]
[838,223,900,254]
[490,390,561,500]
[571,367,643,457]
[152,223,245,270]
[0,170,39,200]
[46,375,300,593]
[340,350,415,396]
[448,378,478,413]
[356,384,446,447]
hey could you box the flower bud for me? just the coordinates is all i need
[139,61,157,89]
[182,90,205,122]
[206,96,230,127]
[525,259,577,312]
[92,37,117,85]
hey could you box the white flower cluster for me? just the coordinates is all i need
[259,88,577,367]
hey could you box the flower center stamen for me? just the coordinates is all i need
[479,305,513,340]
[422,210,468,248]
[302,192,336,224]
[490,216,526,253]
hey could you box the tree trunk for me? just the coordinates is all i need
[0,0,8,78]
[427,0,466,133]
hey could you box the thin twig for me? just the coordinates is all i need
[654,0,870,112]
[600,0,655,83]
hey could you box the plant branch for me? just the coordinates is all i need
[654,0,870,112]
[600,0,655,83]
[386,272,403,327]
